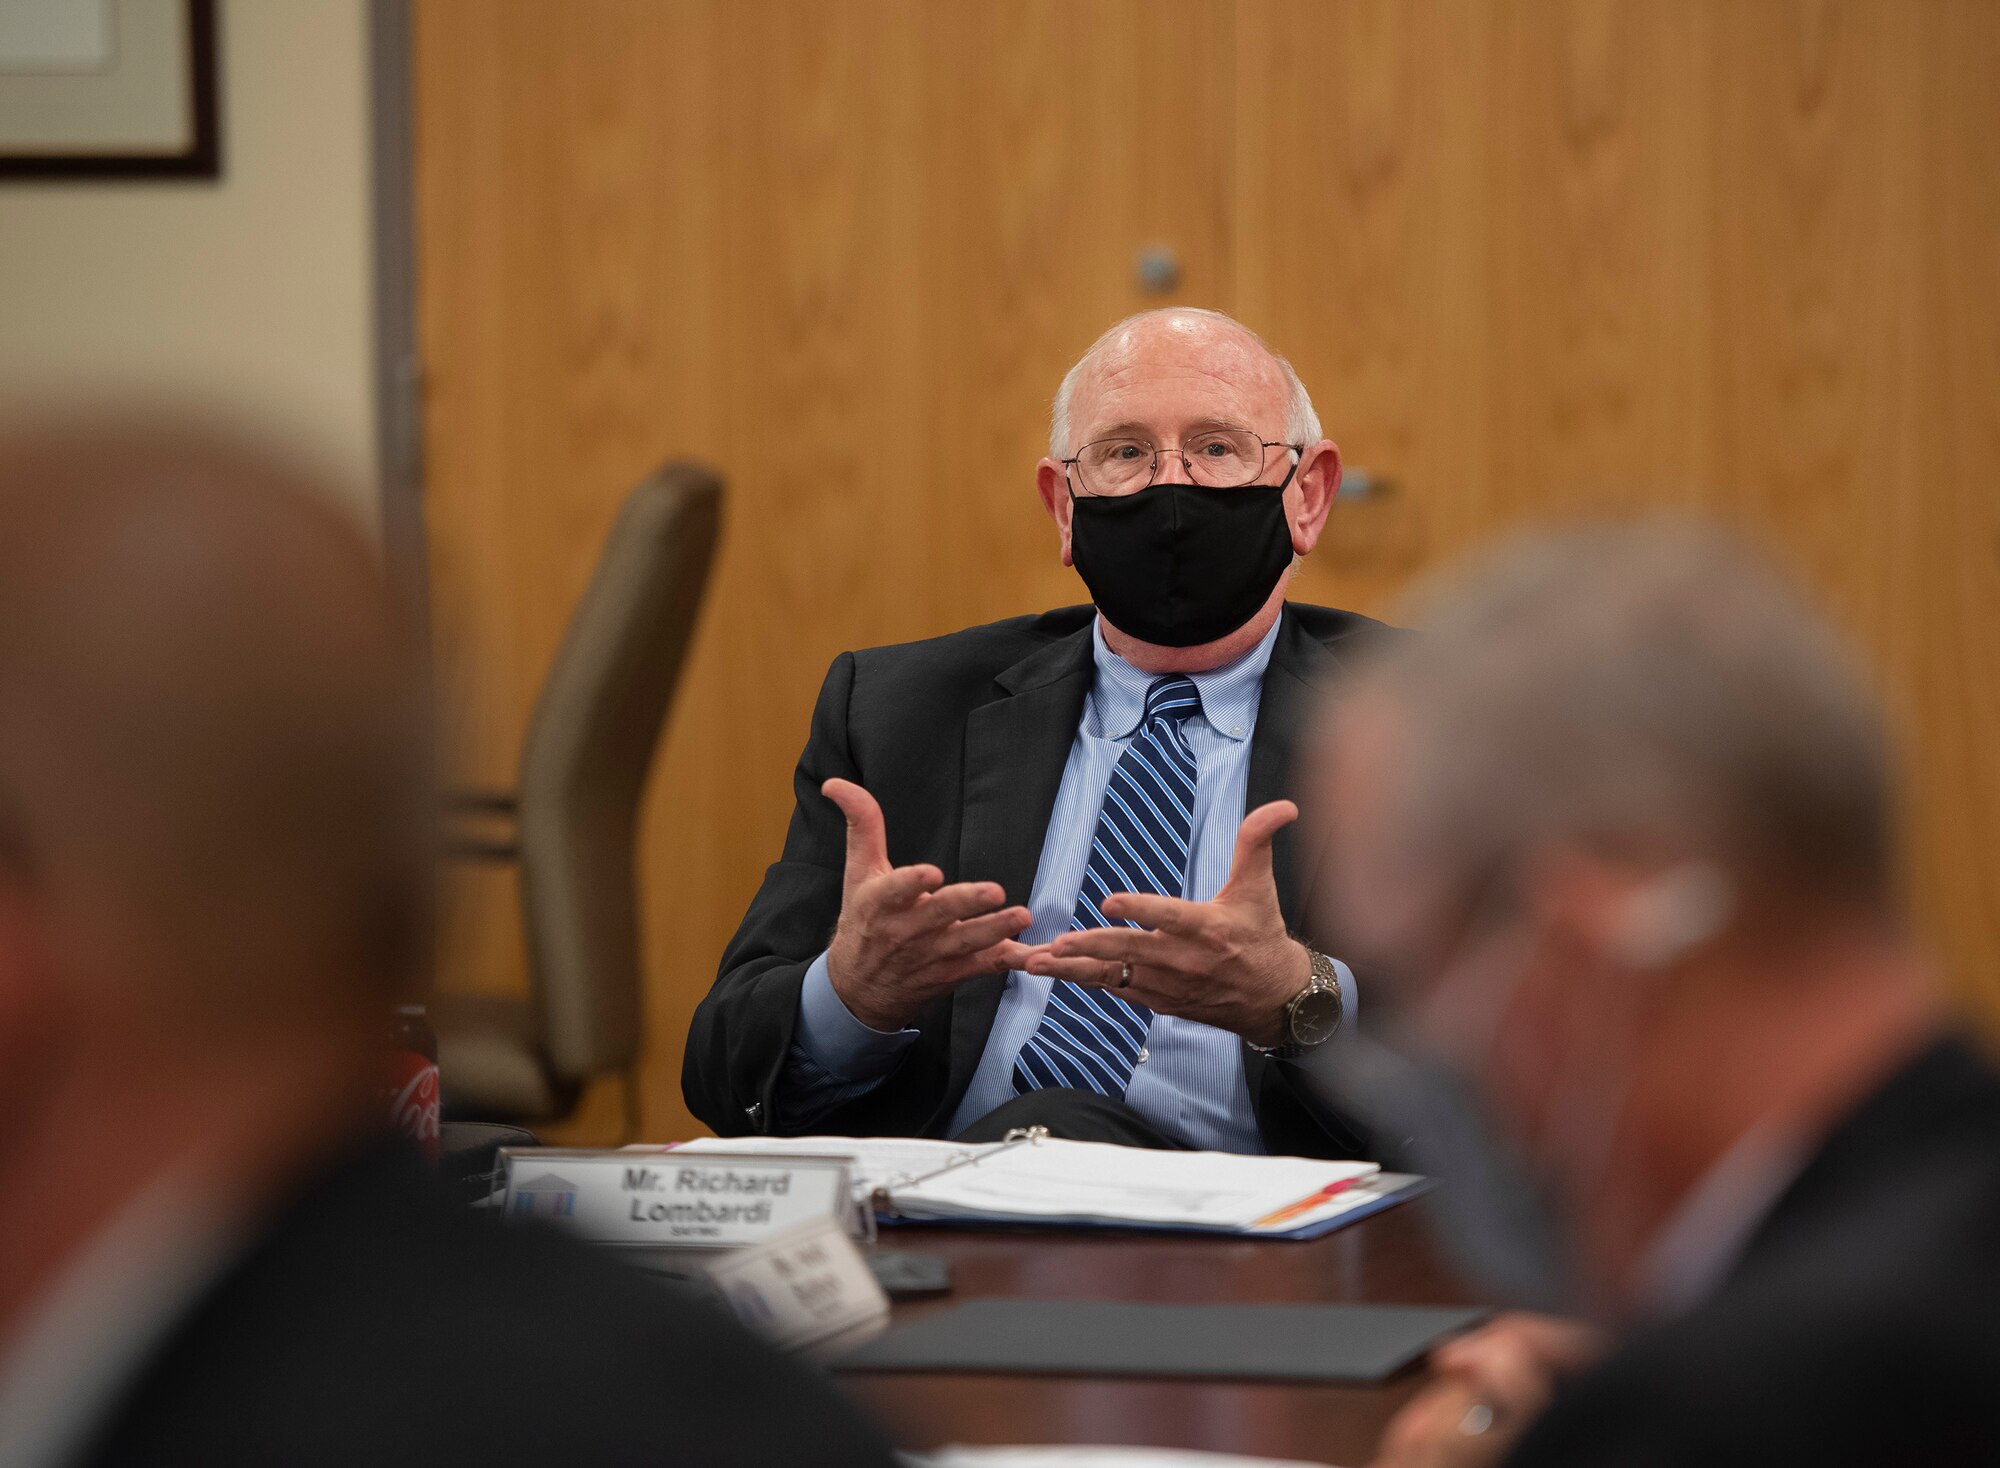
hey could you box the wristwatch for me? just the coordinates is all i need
[1250,943,1344,1059]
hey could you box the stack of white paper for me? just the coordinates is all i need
[886,1139,1372,1229]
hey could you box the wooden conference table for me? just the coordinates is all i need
[839,1196,1484,1466]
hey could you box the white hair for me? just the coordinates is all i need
[1049,307,1324,459]
[1351,522,1895,913]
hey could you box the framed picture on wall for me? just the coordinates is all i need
[0,0,219,179]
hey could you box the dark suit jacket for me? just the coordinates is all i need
[683,602,1386,1158]
[80,1139,897,1467]
[1506,1033,2000,1468]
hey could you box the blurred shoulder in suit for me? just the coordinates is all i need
[0,419,895,1468]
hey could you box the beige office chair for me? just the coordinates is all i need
[435,459,723,1125]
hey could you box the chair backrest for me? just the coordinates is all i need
[516,460,723,1083]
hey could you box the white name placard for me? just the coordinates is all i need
[497,1148,852,1250]
[704,1214,890,1354]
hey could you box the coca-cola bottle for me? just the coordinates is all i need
[385,1003,441,1163]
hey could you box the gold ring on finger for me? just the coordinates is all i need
[1118,960,1133,988]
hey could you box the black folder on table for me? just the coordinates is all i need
[836,1299,1488,1384]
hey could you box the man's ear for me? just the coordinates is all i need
[1036,458,1075,567]
[1289,440,1341,557]
[1524,845,1707,977]
[1611,865,1734,972]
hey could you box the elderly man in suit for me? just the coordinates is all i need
[0,421,896,1468]
[686,308,1374,1156]
[1315,527,2000,1468]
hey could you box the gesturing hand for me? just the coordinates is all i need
[822,778,1035,1033]
[1022,799,1308,1047]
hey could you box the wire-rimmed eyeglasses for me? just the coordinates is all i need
[1062,428,1302,497]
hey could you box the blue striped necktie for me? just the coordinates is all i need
[1014,675,1201,1098]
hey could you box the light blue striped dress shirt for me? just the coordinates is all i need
[782,615,1356,1151]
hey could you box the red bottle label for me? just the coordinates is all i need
[385,1051,441,1163]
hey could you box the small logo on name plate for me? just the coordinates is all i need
[511,1172,580,1219]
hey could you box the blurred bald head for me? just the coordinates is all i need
[0,417,430,1030]
[1326,523,1895,969]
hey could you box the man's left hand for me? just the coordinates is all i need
[1022,799,1307,1047]
[1369,1313,1608,1468]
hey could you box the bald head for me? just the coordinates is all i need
[1050,308,1322,459]
[0,419,430,1025]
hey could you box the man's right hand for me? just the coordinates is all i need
[821,778,1035,1032]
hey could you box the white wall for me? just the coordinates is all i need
[0,0,377,528]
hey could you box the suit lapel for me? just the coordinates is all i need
[1246,606,1342,928]
[1241,608,1359,1153]
[1731,1035,1995,1283]
[935,625,1096,1126]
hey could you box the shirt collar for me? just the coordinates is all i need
[1086,614,1281,744]
[1636,1120,1811,1318]
[0,1163,244,1468]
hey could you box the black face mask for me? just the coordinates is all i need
[1068,459,1297,648]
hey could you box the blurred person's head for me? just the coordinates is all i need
[1315,523,1936,1317]
[0,416,431,1322]
[1037,308,1342,673]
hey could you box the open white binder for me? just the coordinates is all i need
[666,1131,1425,1239]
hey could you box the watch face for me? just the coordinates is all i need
[1289,986,1342,1047]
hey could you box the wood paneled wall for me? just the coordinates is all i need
[414,0,2000,1144]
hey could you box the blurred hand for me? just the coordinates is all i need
[1374,1377,1506,1468]
[1372,1313,1610,1468]
[1022,800,1307,1046]
[822,778,1034,1032]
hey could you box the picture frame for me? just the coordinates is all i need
[0,0,219,179]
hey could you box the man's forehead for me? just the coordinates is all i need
[1070,317,1288,431]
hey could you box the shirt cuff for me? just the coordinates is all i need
[1332,956,1359,1022]
[795,951,920,1082]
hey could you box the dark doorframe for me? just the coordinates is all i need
[368,0,429,625]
